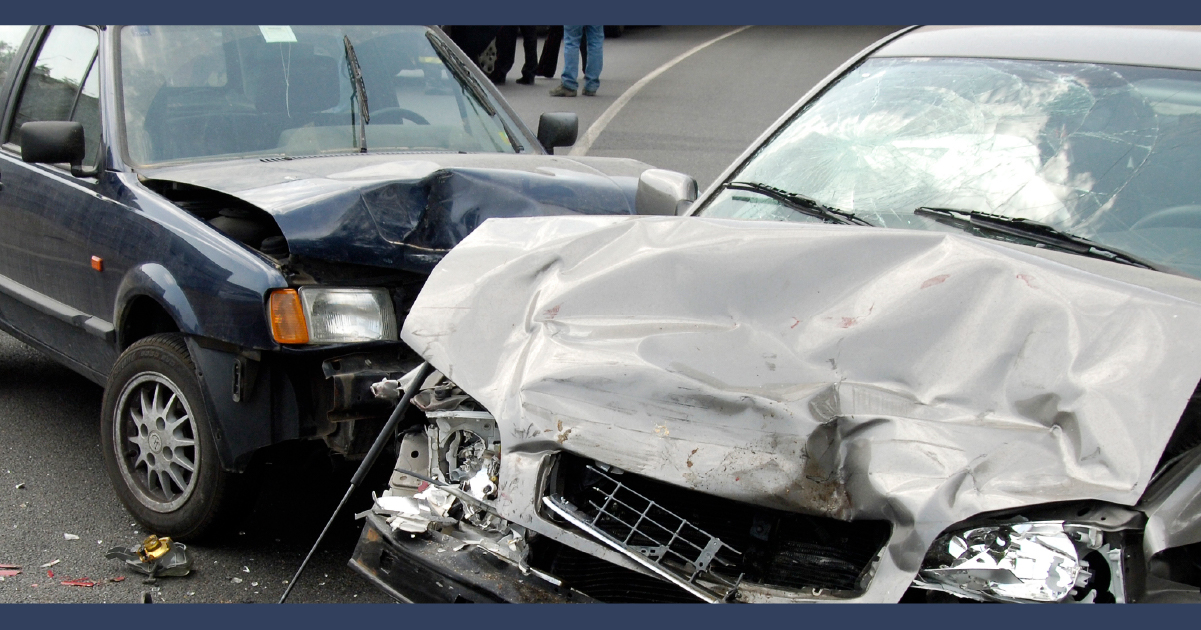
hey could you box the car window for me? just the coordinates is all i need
[700,57,1201,279]
[6,26,100,160]
[0,26,31,88]
[119,26,522,166]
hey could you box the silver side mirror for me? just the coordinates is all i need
[635,169,698,216]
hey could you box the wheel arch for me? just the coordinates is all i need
[114,263,202,351]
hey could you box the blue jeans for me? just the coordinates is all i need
[561,25,603,92]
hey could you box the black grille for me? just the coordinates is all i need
[529,540,699,603]
[546,453,890,596]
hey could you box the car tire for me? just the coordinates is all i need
[100,333,248,540]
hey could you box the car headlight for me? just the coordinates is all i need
[914,521,1103,602]
[268,287,397,344]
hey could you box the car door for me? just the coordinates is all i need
[0,25,117,377]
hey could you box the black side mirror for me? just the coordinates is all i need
[537,112,578,155]
[635,169,699,216]
[21,121,94,176]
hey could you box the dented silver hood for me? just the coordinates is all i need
[400,215,1201,599]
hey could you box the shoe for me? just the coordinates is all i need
[583,88,597,96]
[549,85,577,97]
[490,76,506,86]
[516,75,535,85]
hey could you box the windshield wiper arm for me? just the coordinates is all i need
[344,35,369,153]
[725,182,874,226]
[914,207,1160,271]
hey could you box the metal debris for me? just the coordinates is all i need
[105,535,193,578]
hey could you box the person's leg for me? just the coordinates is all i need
[517,26,538,83]
[558,25,582,92]
[491,26,517,83]
[580,29,587,72]
[582,25,604,94]
[536,26,562,78]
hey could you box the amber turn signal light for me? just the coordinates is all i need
[269,289,309,344]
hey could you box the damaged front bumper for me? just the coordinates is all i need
[349,512,593,603]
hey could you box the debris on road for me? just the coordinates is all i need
[14,483,24,489]
[63,533,79,541]
[106,535,193,578]
[47,570,54,578]
[109,576,126,583]
[0,564,21,577]
[231,577,243,584]
[61,578,96,587]
[39,559,60,568]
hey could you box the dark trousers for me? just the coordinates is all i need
[493,26,538,81]
[536,26,589,78]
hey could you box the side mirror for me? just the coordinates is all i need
[635,169,698,216]
[21,121,94,177]
[537,112,578,155]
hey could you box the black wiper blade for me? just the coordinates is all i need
[914,207,1160,271]
[726,182,874,226]
[425,32,496,117]
[344,35,370,153]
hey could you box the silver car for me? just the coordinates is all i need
[350,26,1201,603]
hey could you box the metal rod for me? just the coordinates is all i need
[279,361,434,604]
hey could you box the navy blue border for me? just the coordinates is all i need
[4,0,1201,25]
[1,602,1198,629]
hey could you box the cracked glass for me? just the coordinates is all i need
[699,57,1201,278]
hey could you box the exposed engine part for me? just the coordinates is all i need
[362,374,526,571]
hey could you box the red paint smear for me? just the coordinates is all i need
[1017,273,1037,288]
[544,305,561,319]
[61,578,96,587]
[417,481,430,492]
[790,317,800,329]
[921,274,950,289]
[838,317,859,328]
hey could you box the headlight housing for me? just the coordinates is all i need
[269,287,397,344]
[915,521,1105,603]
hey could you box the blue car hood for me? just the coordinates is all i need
[140,153,651,274]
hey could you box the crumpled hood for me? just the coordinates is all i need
[140,153,650,273]
[401,215,1201,576]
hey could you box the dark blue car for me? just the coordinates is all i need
[0,25,697,538]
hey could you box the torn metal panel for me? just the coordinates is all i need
[400,214,1201,601]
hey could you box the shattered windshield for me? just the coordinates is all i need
[699,57,1201,278]
[118,25,521,166]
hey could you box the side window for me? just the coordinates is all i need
[6,26,100,164]
[0,26,31,87]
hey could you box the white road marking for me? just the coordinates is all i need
[569,25,755,157]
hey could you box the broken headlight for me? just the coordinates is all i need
[915,521,1105,602]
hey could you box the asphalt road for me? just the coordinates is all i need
[0,25,900,604]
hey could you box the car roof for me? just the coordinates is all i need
[873,25,1201,71]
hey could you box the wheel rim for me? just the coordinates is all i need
[113,372,200,513]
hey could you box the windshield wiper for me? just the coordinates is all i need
[725,182,874,226]
[914,207,1160,271]
[344,35,370,153]
[425,32,525,153]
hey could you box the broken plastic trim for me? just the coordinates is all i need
[542,465,742,603]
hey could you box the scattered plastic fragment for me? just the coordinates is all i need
[47,570,54,578]
[105,535,193,578]
[64,533,79,541]
[61,578,96,587]
[232,577,243,584]
[109,576,126,582]
[242,566,250,573]
[39,559,60,568]
[250,582,258,587]
[14,483,24,489]
[0,564,20,577]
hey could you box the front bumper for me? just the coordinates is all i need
[349,513,594,603]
